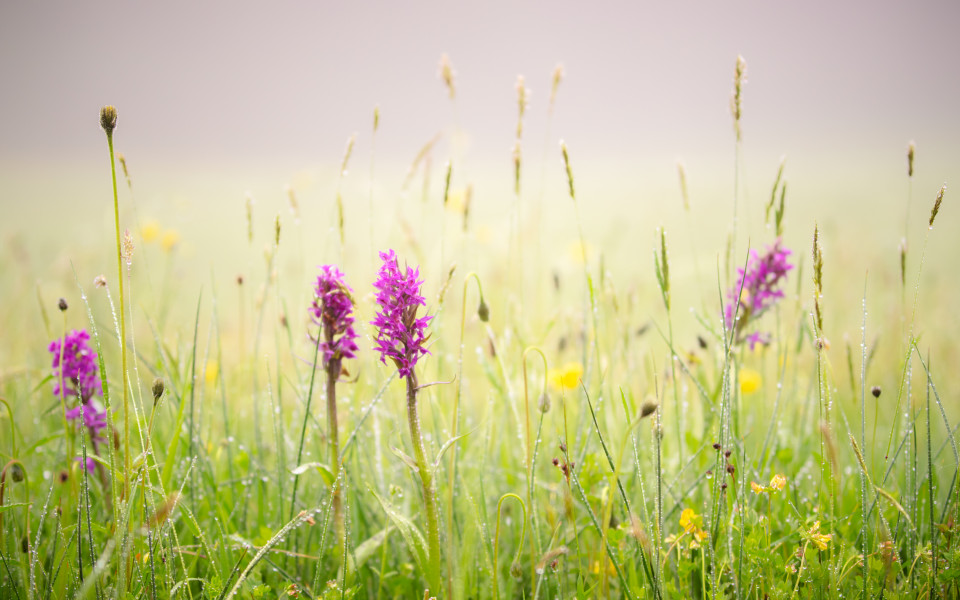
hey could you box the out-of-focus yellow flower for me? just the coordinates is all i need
[752,474,786,495]
[689,527,708,549]
[141,220,160,243]
[589,559,616,576]
[770,473,787,491]
[677,507,708,549]
[807,521,832,551]
[161,230,180,253]
[679,507,702,533]
[445,188,467,213]
[549,363,583,392]
[205,360,218,385]
[740,368,761,395]
[567,240,594,265]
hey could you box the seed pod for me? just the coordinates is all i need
[152,378,165,403]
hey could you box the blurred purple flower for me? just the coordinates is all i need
[74,456,96,473]
[49,330,102,401]
[310,265,359,366]
[65,402,108,440]
[371,249,432,378]
[724,239,793,348]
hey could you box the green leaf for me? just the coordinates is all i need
[390,446,419,473]
[0,502,30,514]
[353,525,394,571]
[371,490,428,577]
[290,462,335,487]
[431,426,478,473]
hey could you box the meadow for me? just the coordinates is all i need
[1,58,959,599]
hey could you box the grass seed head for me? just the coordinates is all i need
[929,183,945,228]
[677,161,690,211]
[58,297,68,312]
[550,63,565,109]
[907,141,916,177]
[730,55,746,141]
[438,53,456,99]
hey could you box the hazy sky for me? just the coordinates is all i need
[2,0,959,173]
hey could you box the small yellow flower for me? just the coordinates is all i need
[567,240,594,265]
[204,360,219,385]
[807,521,832,551]
[141,220,160,243]
[739,368,761,395]
[161,230,180,253]
[689,527,708,549]
[549,363,584,392]
[750,481,765,494]
[679,507,702,533]
[445,188,467,213]
[769,473,787,491]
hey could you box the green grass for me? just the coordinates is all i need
[1,63,958,600]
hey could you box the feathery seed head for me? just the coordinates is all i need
[929,183,945,228]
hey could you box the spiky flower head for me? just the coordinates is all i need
[49,330,102,401]
[371,250,432,378]
[310,265,359,366]
[724,238,793,348]
[99,105,117,134]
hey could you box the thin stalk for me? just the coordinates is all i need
[493,493,527,600]
[327,357,345,570]
[407,372,441,593]
[448,272,486,596]
[522,346,547,575]
[104,120,131,510]
[926,354,937,598]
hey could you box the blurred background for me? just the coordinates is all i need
[1,0,958,361]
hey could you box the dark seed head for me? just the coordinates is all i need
[871,386,881,399]
[724,450,732,458]
[58,470,69,484]
[9,463,25,483]
[640,400,658,419]
[58,297,68,312]
[152,377,165,403]
[477,299,490,322]
[99,106,118,134]
[712,442,721,451]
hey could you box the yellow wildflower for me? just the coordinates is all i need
[689,527,708,549]
[141,220,160,243]
[807,521,832,551]
[750,481,765,494]
[204,360,219,385]
[549,363,584,393]
[161,230,180,253]
[769,473,787,491]
[567,240,594,265]
[679,507,702,533]
[739,368,761,394]
[445,188,466,213]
